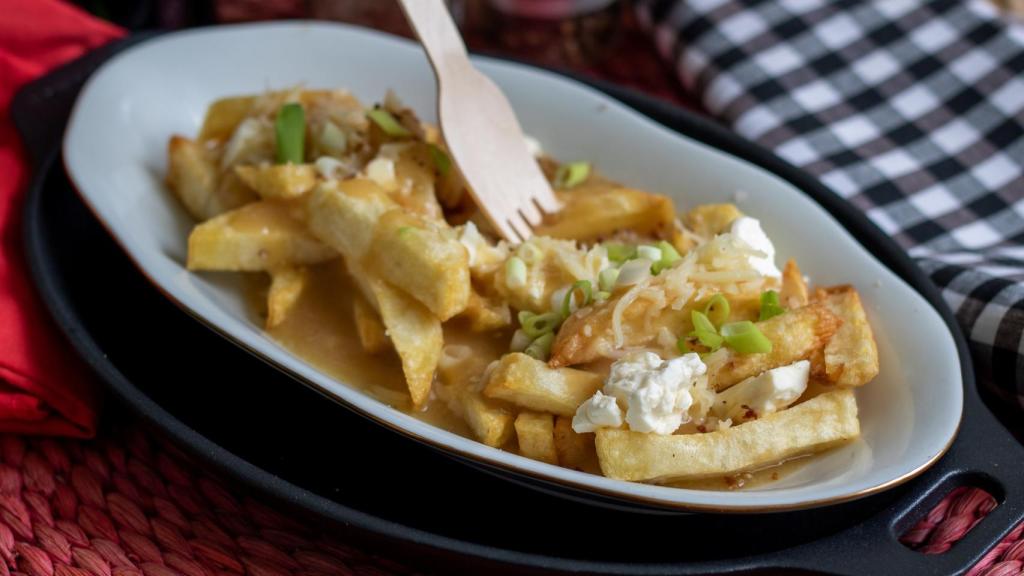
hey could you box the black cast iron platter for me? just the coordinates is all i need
[13,31,1024,575]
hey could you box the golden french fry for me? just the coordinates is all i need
[266,266,308,329]
[388,144,445,221]
[367,209,470,321]
[168,136,256,220]
[705,303,842,391]
[306,179,397,261]
[369,278,442,408]
[352,295,389,354]
[187,199,335,271]
[436,345,514,448]
[684,203,741,238]
[554,416,598,472]
[484,353,602,416]
[535,184,677,242]
[515,412,558,465]
[199,96,256,141]
[459,290,512,332]
[596,389,860,483]
[780,259,809,308]
[817,286,879,387]
[235,164,318,200]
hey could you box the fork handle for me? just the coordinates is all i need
[397,0,471,75]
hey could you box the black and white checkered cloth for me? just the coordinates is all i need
[636,0,1024,406]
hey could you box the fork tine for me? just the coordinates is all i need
[493,213,523,245]
[507,211,532,243]
[518,197,543,227]
[532,185,561,214]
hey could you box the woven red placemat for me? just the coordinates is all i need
[0,427,418,576]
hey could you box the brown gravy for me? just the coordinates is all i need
[256,260,807,490]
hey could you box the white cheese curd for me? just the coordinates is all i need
[729,216,781,277]
[220,117,271,169]
[314,156,355,180]
[572,391,623,433]
[603,351,707,435]
[712,360,809,423]
[365,157,396,188]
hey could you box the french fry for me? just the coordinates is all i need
[515,412,558,465]
[187,199,335,271]
[595,389,860,483]
[168,136,256,221]
[436,346,514,448]
[367,209,470,321]
[352,295,389,354]
[388,144,445,221]
[705,303,842,391]
[266,266,308,329]
[484,353,602,416]
[684,203,741,238]
[817,286,879,387]
[459,290,512,332]
[235,164,318,200]
[780,259,809,308]
[535,184,677,242]
[306,179,397,261]
[368,278,442,408]
[554,416,598,472]
[199,96,256,141]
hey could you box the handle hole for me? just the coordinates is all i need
[900,483,1000,555]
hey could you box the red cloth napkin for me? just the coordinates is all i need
[0,0,123,437]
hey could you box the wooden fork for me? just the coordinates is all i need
[397,0,559,244]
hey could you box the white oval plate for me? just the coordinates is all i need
[63,22,962,512]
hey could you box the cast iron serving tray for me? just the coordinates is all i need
[14,33,1024,575]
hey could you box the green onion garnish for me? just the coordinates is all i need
[759,290,785,321]
[367,108,411,138]
[524,332,555,361]
[605,243,636,263]
[690,310,723,350]
[428,143,451,175]
[506,257,527,289]
[518,310,535,326]
[595,290,611,302]
[703,294,731,327]
[721,321,773,354]
[397,226,415,238]
[523,312,562,338]
[636,245,662,262]
[561,280,593,318]
[651,241,682,274]
[554,161,590,188]
[275,103,306,164]
[598,268,619,292]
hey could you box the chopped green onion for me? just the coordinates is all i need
[517,310,535,326]
[721,321,773,354]
[561,280,593,318]
[636,245,663,262]
[397,226,415,238]
[506,257,527,289]
[598,268,619,292]
[652,240,682,274]
[759,290,785,321]
[428,143,451,175]
[523,312,562,339]
[274,103,306,164]
[605,243,636,264]
[367,108,411,138]
[524,332,555,361]
[690,310,723,350]
[317,121,347,156]
[595,290,611,301]
[703,294,731,327]
[554,161,590,188]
